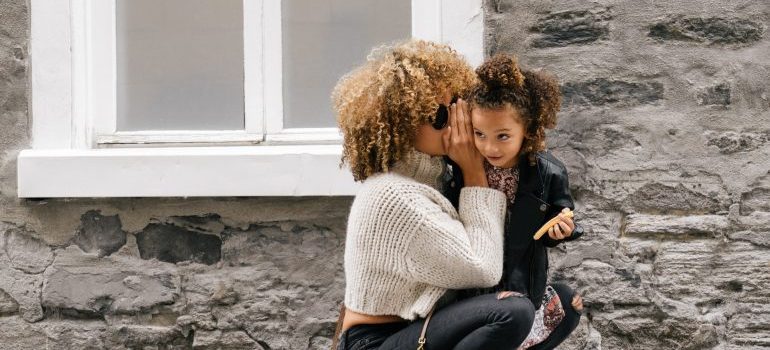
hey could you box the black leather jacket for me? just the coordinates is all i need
[445,151,584,308]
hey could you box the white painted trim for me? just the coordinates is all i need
[263,0,284,135]
[412,0,442,42]
[30,0,73,149]
[17,146,359,197]
[97,128,343,147]
[90,0,117,138]
[243,0,265,137]
[265,128,343,144]
[441,0,485,67]
[412,0,484,67]
[71,0,91,149]
[96,130,263,145]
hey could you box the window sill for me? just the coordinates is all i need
[17,145,360,198]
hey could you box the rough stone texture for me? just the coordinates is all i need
[0,1,769,349]
[706,131,769,155]
[192,329,263,350]
[625,214,730,237]
[649,16,765,46]
[73,210,127,257]
[697,83,732,106]
[136,222,222,265]
[529,7,613,48]
[0,223,44,322]
[42,246,180,317]
[0,288,19,315]
[488,0,770,349]
[0,0,29,201]
[561,78,665,107]
[3,223,54,273]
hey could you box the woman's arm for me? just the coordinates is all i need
[401,186,507,289]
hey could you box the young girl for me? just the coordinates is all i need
[447,54,585,350]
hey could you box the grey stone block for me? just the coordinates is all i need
[697,83,732,106]
[649,16,764,46]
[561,78,664,107]
[136,223,221,265]
[73,210,127,257]
[42,246,179,317]
[529,8,612,48]
[706,131,769,155]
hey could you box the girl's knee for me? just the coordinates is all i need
[550,283,575,300]
[551,283,580,306]
[551,283,584,323]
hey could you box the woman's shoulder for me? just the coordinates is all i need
[355,172,449,211]
[361,172,437,196]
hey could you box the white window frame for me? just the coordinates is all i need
[18,0,484,198]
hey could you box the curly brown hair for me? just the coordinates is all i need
[332,40,476,181]
[469,54,562,165]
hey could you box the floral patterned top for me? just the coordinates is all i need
[484,161,520,205]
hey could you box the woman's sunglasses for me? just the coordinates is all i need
[431,96,459,130]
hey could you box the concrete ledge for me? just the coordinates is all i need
[17,145,359,198]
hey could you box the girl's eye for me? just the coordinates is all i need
[497,134,510,141]
[474,131,485,138]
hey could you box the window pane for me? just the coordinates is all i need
[282,0,411,129]
[116,0,244,131]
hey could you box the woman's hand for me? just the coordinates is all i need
[496,291,524,299]
[547,208,576,240]
[444,99,487,187]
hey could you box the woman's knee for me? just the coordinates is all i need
[489,295,536,329]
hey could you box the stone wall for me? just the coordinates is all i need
[485,0,770,348]
[0,198,351,349]
[1,0,769,349]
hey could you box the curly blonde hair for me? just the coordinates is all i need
[332,40,476,182]
[470,54,562,166]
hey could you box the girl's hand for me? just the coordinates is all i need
[443,99,487,187]
[572,294,584,312]
[547,208,575,240]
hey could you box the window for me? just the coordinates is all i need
[116,0,246,132]
[20,0,483,197]
[281,1,411,129]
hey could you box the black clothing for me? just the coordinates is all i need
[445,152,585,308]
[336,293,536,350]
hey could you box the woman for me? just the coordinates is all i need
[331,40,536,350]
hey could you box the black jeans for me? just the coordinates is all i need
[337,293,536,350]
[528,283,581,350]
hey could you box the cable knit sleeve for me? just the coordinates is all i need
[401,186,507,289]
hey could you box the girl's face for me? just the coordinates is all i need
[471,105,526,168]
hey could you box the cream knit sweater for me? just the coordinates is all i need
[343,150,507,320]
